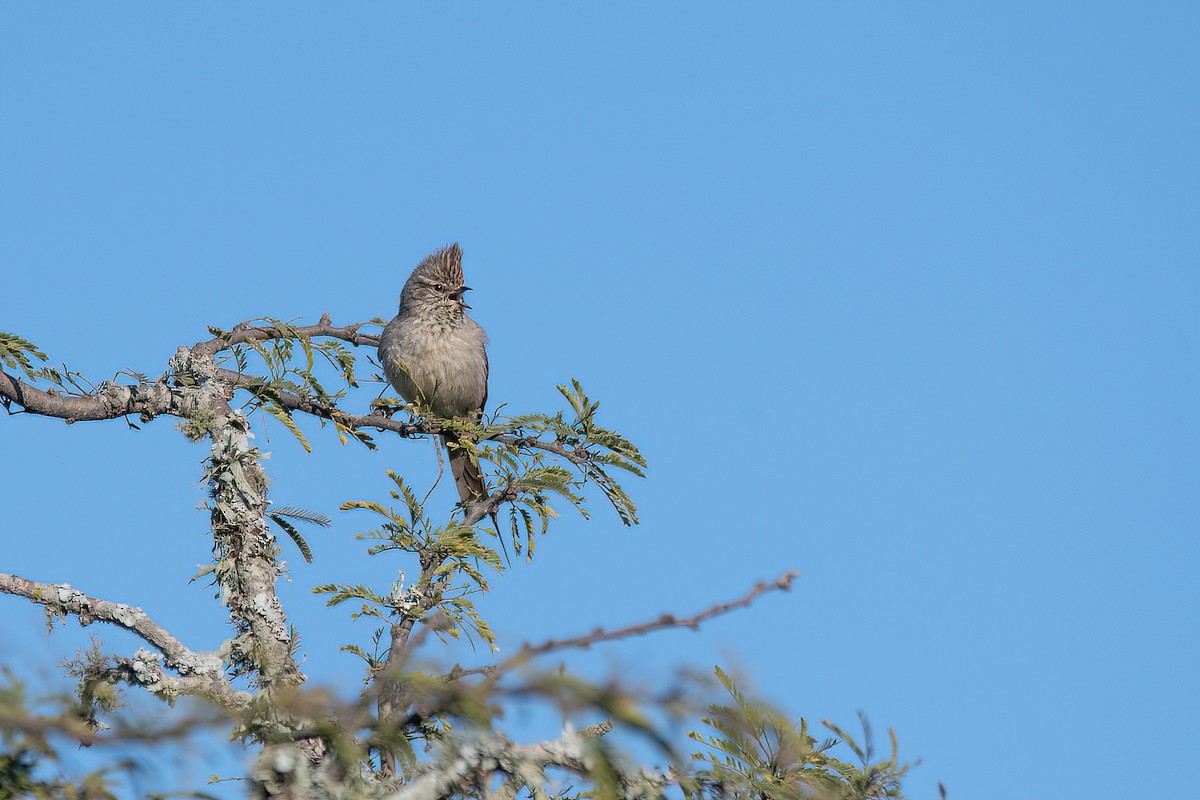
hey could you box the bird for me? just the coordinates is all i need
[378,243,489,507]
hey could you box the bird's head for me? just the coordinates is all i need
[399,243,473,317]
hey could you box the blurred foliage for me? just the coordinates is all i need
[686,667,911,800]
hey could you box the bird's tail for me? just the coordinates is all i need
[443,433,508,562]
[443,434,486,506]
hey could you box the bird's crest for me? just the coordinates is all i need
[412,243,464,287]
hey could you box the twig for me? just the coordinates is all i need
[449,571,800,682]
[217,368,594,465]
[192,316,380,358]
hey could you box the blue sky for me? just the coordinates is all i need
[2,3,1198,797]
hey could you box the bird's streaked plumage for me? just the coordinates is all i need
[378,244,489,504]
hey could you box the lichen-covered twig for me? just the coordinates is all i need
[0,571,248,709]
[0,369,191,423]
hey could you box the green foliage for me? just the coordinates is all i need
[481,380,646,529]
[210,320,646,548]
[0,333,97,399]
[322,471,502,653]
[267,505,331,565]
[0,332,46,378]
[211,318,378,449]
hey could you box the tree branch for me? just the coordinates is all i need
[100,651,252,711]
[0,572,192,663]
[192,315,380,359]
[0,369,188,423]
[0,571,247,708]
[217,366,599,467]
[449,571,801,682]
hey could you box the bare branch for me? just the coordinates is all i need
[449,571,800,682]
[518,570,800,657]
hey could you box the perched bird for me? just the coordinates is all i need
[378,243,489,506]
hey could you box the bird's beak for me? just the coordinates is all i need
[458,286,473,309]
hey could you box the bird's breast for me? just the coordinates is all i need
[379,315,487,419]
